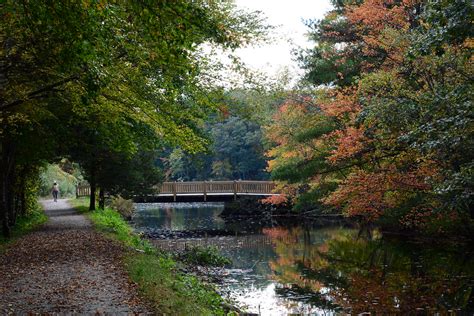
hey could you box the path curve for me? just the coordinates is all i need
[0,199,149,314]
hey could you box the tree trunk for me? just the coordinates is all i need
[1,214,9,238]
[0,175,9,238]
[0,140,14,238]
[0,171,9,237]
[89,176,96,211]
[99,188,105,210]
[18,167,27,216]
[7,163,15,226]
[20,187,26,216]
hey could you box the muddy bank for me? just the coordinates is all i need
[221,196,347,222]
[220,196,290,219]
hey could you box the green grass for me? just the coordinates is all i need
[68,197,90,213]
[125,253,225,315]
[180,245,232,267]
[0,202,48,252]
[70,197,226,315]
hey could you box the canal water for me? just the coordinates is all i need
[133,202,474,315]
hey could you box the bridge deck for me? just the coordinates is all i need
[155,193,278,197]
[76,180,278,202]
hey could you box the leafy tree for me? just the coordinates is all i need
[163,90,273,181]
[0,0,267,234]
[267,0,473,233]
[165,115,269,181]
[94,150,163,207]
[210,116,268,179]
[211,160,233,180]
[320,0,474,228]
[263,93,338,211]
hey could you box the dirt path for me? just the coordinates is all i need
[0,199,149,314]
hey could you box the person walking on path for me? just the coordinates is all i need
[51,182,59,202]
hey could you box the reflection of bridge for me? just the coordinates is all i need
[76,180,279,202]
[152,181,277,202]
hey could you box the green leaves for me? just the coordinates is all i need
[0,1,268,222]
[264,0,473,230]
[414,0,474,54]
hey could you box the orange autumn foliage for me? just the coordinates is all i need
[319,88,361,119]
[262,227,290,239]
[347,0,411,34]
[346,0,420,70]
[323,165,434,221]
[264,100,308,153]
[261,194,288,205]
[263,97,329,205]
[327,127,370,164]
[400,207,462,231]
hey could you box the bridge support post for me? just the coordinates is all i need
[233,180,237,201]
[172,181,177,202]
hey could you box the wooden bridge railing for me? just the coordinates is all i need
[76,180,276,201]
[76,185,91,198]
[158,181,274,194]
[158,180,275,201]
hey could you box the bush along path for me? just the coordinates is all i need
[0,199,149,314]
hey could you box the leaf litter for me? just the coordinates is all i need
[0,199,150,314]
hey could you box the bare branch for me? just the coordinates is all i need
[1,74,79,111]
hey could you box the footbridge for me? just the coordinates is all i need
[154,180,277,202]
[76,180,278,202]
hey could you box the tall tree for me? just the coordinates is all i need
[0,0,267,233]
[267,0,473,232]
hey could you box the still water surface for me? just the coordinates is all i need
[134,203,474,315]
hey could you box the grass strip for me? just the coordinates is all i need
[0,202,48,252]
[69,197,226,315]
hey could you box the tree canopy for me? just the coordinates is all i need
[0,0,267,235]
[265,0,473,233]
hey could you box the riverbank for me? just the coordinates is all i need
[221,197,474,241]
[221,196,344,219]
[69,198,230,315]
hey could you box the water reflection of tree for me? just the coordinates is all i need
[263,226,347,312]
[163,206,174,229]
[264,227,474,314]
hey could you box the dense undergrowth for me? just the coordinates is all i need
[69,198,227,315]
[0,202,47,251]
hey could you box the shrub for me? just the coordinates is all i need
[110,195,135,219]
[180,246,231,267]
